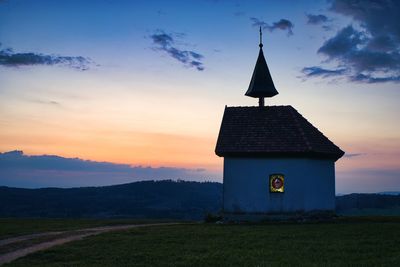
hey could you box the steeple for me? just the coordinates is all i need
[245,27,278,107]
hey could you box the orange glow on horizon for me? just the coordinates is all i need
[0,128,222,171]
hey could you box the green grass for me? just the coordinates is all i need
[0,218,174,239]
[6,217,400,266]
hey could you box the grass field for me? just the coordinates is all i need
[0,218,173,239]
[4,217,400,266]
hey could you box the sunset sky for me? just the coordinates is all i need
[1,0,399,194]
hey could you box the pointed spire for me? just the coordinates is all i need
[245,27,278,104]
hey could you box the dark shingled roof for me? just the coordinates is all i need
[215,106,345,161]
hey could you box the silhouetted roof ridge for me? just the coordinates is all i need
[288,106,313,151]
[225,105,291,108]
[288,106,343,155]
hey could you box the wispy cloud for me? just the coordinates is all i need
[303,0,400,84]
[306,14,329,25]
[350,73,400,83]
[28,99,61,106]
[302,66,347,78]
[0,44,92,70]
[343,153,366,158]
[250,18,294,36]
[150,31,205,71]
[306,13,332,30]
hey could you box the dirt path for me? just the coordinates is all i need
[0,223,181,266]
[0,232,64,247]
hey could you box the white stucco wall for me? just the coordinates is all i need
[223,157,335,214]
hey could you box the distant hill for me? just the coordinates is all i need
[0,180,222,220]
[1,181,399,219]
[336,193,400,216]
[378,191,400,196]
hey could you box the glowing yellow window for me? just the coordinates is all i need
[269,174,284,193]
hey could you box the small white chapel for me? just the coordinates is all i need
[215,29,345,219]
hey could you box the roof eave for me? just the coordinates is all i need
[215,150,345,161]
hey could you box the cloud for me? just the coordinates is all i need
[0,150,132,172]
[318,25,400,81]
[303,0,400,83]
[250,18,294,36]
[150,31,205,71]
[0,44,92,70]
[343,153,366,158]
[350,73,400,83]
[317,26,366,58]
[306,14,329,25]
[29,99,61,106]
[0,150,218,188]
[306,14,332,30]
[330,0,400,40]
[302,66,347,78]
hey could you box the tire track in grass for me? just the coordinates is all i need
[0,223,182,265]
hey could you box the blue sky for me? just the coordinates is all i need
[0,0,399,194]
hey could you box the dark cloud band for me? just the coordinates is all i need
[0,44,92,70]
[0,150,215,188]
